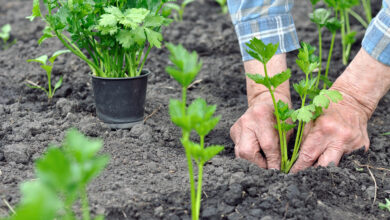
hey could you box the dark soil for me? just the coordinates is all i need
[1,0,389,219]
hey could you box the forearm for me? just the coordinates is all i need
[244,53,291,106]
[331,48,390,118]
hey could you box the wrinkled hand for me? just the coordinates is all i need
[291,92,370,172]
[230,92,291,169]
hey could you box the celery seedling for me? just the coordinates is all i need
[26,50,70,101]
[379,198,390,212]
[166,43,224,220]
[163,0,195,21]
[246,38,342,173]
[3,129,109,220]
[0,24,16,50]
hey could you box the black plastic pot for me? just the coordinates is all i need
[91,70,150,129]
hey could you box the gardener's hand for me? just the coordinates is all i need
[231,54,291,169]
[291,48,390,172]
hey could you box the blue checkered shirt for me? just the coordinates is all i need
[228,0,390,66]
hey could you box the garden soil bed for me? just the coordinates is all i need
[1,1,390,219]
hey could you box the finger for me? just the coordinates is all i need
[255,128,280,170]
[290,132,325,173]
[236,129,267,168]
[230,120,242,144]
[316,146,344,167]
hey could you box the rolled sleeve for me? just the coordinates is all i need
[362,0,390,66]
[228,0,300,61]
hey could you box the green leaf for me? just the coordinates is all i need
[104,6,124,19]
[280,122,296,132]
[181,138,203,162]
[309,8,331,27]
[9,181,62,220]
[145,28,162,48]
[169,99,191,131]
[201,145,224,163]
[291,104,316,123]
[80,156,110,185]
[144,14,171,27]
[246,73,271,89]
[313,93,330,108]
[64,129,104,163]
[41,65,53,75]
[325,17,342,33]
[186,98,220,136]
[0,24,11,41]
[165,43,202,88]
[245,38,278,64]
[27,0,41,21]
[121,8,150,28]
[49,50,70,64]
[269,69,291,88]
[99,14,118,27]
[276,100,294,121]
[379,198,390,212]
[310,0,321,5]
[52,76,63,96]
[343,31,357,45]
[132,27,146,45]
[38,26,55,45]
[381,132,390,136]
[296,42,319,75]
[117,30,135,48]
[26,83,48,95]
[27,55,48,65]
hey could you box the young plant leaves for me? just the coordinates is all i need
[246,73,271,89]
[166,43,202,88]
[291,104,316,123]
[245,38,279,64]
[310,8,331,27]
[270,69,291,88]
[313,89,343,109]
[325,17,342,34]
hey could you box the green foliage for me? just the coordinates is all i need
[379,198,390,212]
[166,44,224,220]
[381,132,390,136]
[163,0,195,21]
[0,24,16,50]
[325,17,342,33]
[165,43,202,88]
[246,38,343,173]
[4,129,109,220]
[28,0,172,78]
[215,0,228,14]
[26,50,70,100]
[310,0,321,5]
[310,8,331,27]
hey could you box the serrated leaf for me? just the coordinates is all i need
[322,90,343,102]
[117,30,135,48]
[280,122,296,132]
[49,50,70,64]
[269,69,291,88]
[132,27,146,45]
[27,55,48,65]
[104,6,124,18]
[245,38,278,64]
[145,28,162,48]
[98,14,118,27]
[144,15,167,27]
[309,8,331,27]
[276,100,294,121]
[343,32,356,45]
[201,145,224,163]
[291,104,315,123]
[169,99,191,131]
[246,73,271,88]
[325,17,342,33]
[27,0,41,21]
[313,93,330,108]
[121,8,150,28]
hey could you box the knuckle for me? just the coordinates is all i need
[319,120,338,135]
[300,150,316,164]
[237,148,256,160]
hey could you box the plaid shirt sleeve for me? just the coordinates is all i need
[227,0,300,61]
[362,0,390,66]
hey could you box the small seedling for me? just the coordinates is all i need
[166,43,224,220]
[381,132,390,136]
[3,129,109,220]
[379,198,390,212]
[26,50,70,100]
[163,0,195,21]
[246,38,342,173]
[0,24,16,50]
[215,0,228,14]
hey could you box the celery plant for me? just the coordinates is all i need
[28,0,172,78]
[0,24,16,50]
[379,198,390,212]
[26,50,70,100]
[163,0,195,21]
[246,38,343,173]
[166,43,224,220]
[215,0,228,14]
[3,129,109,220]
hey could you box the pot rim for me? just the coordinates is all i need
[91,69,150,80]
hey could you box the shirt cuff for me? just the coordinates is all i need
[362,7,390,66]
[233,14,300,62]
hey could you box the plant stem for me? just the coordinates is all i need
[362,0,372,23]
[46,69,52,98]
[137,46,151,76]
[315,27,322,88]
[263,64,285,171]
[195,162,204,220]
[348,9,368,28]
[81,187,90,220]
[324,32,336,89]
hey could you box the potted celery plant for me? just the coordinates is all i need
[28,0,172,128]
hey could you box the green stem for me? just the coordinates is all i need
[362,0,372,23]
[195,162,204,220]
[324,32,336,89]
[348,9,368,28]
[183,131,196,220]
[263,64,285,171]
[81,188,90,220]
[315,27,322,88]
[137,46,151,76]
[46,69,52,98]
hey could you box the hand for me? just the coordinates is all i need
[230,54,291,169]
[291,48,390,172]
[231,92,291,169]
[290,91,370,172]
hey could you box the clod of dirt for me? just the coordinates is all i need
[3,143,30,163]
